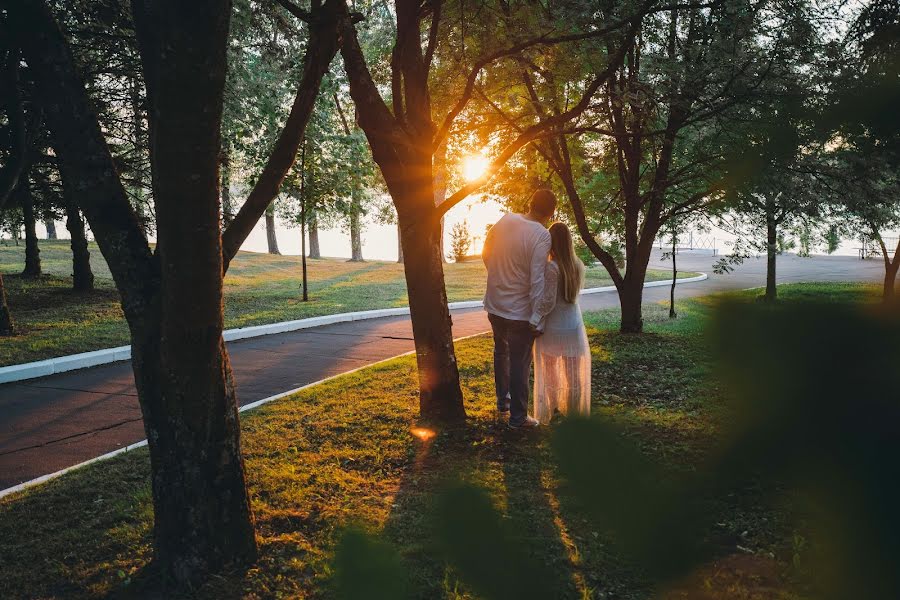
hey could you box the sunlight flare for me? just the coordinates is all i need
[461,153,490,182]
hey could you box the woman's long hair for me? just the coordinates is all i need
[549,222,584,303]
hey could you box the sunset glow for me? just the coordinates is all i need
[461,153,490,182]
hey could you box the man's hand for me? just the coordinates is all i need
[530,323,544,336]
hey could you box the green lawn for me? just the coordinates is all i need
[1,283,875,599]
[0,240,695,366]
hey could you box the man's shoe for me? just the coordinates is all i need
[508,416,540,430]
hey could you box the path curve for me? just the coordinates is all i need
[0,251,886,495]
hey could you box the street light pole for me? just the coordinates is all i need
[300,141,308,302]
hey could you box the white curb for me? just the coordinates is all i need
[0,273,707,386]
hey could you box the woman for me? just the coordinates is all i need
[529,222,591,423]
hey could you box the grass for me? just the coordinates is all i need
[0,240,696,366]
[0,282,876,599]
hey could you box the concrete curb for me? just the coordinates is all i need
[0,273,707,385]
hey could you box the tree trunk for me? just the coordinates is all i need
[308,207,321,259]
[397,222,404,263]
[45,217,57,240]
[133,3,259,584]
[348,189,364,261]
[619,276,645,333]
[20,179,41,278]
[7,0,258,588]
[398,209,466,424]
[884,262,899,303]
[0,274,14,336]
[669,235,677,319]
[765,209,777,302]
[619,239,654,333]
[265,203,280,255]
[65,202,94,292]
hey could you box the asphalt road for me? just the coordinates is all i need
[0,251,886,490]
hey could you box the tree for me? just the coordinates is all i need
[714,94,819,302]
[815,0,899,302]
[449,220,471,262]
[336,0,641,422]
[497,1,815,331]
[7,0,345,586]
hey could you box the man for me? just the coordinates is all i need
[482,189,557,429]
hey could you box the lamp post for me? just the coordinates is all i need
[300,141,308,302]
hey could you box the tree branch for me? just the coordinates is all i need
[221,0,345,270]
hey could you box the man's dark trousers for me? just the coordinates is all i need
[488,313,535,426]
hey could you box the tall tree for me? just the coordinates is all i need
[7,0,345,586]
[336,0,642,422]
[521,1,815,331]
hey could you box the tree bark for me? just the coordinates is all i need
[65,202,94,292]
[397,222,404,263]
[399,208,466,424]
[132,0,259,584]
[20,177,42,278]
[884,262,899,303]
[44,216,57,240]
[9,0,258,587]
[308,207,321,259]
[765,206,778,302]
[348,189,363,261]
[0,275,14,336]
[879,237,900,304]
[265,203,281,255]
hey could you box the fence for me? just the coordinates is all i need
[657,232,718,256]
[857,237,899,260]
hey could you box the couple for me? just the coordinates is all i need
[482,189,591,429]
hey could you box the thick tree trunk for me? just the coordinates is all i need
[619,239,654,333]
[20,180,41,278]
[619,276,645,333]
[45,217,57,240]
[65,203,94,292]
[308,207,321,259]
[884,262,899,302]
[0,274,14,336]
[265,204,280,255]
[398,210,466,424]
[8,0,258,588]
[765,211,777,302]
[348,189,364,261]
[134,2,258,584]
[397,222,404,263]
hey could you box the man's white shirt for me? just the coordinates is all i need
[482,212,551,322]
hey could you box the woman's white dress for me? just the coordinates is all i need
[530,260,591,424]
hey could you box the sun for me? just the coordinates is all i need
[461,153,490,182]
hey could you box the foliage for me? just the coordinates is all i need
[448,220,471,262]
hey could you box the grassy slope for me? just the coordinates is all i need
[0,283,874,599]
[0,241,694,366]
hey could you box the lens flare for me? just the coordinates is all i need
[410,426,436,441]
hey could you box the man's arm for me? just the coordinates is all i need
[482,224,495,266]
[528,229,552,316]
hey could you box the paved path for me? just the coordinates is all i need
[0,252,886,490]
